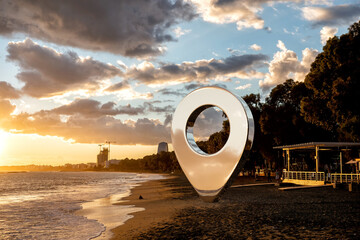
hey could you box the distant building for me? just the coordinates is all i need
[157,142,168,154]
[64,163,73,169]
[97,147,108,168]
[87,163,97,168]
[75,163,87,169]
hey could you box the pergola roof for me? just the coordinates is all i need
[273,142,360,150]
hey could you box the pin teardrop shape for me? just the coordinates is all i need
[171,87,254,202]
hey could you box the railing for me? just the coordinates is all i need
[283,170,325,182]
[331,173,360,184]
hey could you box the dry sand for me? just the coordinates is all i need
[111,175,360,239]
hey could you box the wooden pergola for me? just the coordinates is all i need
[274,142,360,173]
[274,142,360,185]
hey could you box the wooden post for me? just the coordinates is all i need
[340,151,343,174]
[286,149,290,171]
[315,146,319,173]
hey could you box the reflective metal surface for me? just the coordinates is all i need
[171,87,254,202]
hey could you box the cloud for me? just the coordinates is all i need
[0,81,20,119]
[227,48,245,55]
[157,82,229,98]
[50,99,145,117]
[143,102,174,113]
[276,40,287,51]
[7,39,121,98]
[105,81,131,92]
[113,88,154,101]
[293,47,319,83]
[264,26,272,33]
[173,27,191,37]
[124,54,268,85]
[157,88,185,96]
[302,4,360,26]
[0,100,16,118]
[187,0,327,31]
[2,112,171,145]
[185,83,202,91]
[250,44,262,51]
[193,106,227,141]
[320,26,338,45]
[259,40,318,91]
[235,83,251,90]
[0,0,196,57]
[0,98,177,145]
[188,0,265,30]
[283,28,295,35]
[163,114,173,127]
[0,81,21,99]
[45,98,173,117]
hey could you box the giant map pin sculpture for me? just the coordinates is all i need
[171,87,254,202]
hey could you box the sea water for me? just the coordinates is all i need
[0,171,164,240]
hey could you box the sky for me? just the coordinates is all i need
[0,0,359,166]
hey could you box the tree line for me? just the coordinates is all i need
[244,21,360,169]
[105,151,181,173]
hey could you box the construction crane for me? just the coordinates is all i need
[106,141,116,160]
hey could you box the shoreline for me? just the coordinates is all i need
[110,174,199,240]
[109,175,360,239]
[75,173,166,240]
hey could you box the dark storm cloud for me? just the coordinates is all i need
[0,0,196,57]
[6,39,121,98]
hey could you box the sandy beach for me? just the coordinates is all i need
[111,175,360,239]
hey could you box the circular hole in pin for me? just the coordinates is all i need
[186,105,230,155]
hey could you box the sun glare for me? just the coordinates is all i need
[0,130,7,156]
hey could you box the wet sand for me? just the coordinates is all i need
[111,175,360,239]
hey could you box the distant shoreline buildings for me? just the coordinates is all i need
[97,147,108,168]
[95,142,169,168]
[157,142,169,154]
